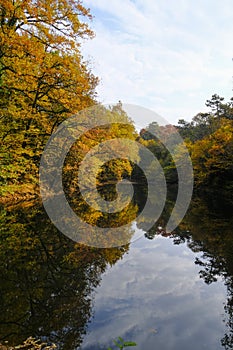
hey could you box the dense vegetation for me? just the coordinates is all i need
[177,94,233,195]
[0,0,232,204]
[0,0,98,198]
[139,94,233,206]
[0,0,142,203]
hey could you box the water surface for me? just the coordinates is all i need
[0,193,233,349]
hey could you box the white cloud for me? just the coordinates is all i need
[82,0,233,126]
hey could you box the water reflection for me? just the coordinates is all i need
[80,235,226,350]
[171,196,233,349]
[140,193,233,349]
[0,188,233,349]
[0,202,130,349]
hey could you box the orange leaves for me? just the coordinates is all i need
[189,120,233,185]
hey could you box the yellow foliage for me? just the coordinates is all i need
[0,0,98,191]
[189,120,233,185]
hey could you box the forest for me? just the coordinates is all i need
[0,0,233,206]
[140,93,233,204]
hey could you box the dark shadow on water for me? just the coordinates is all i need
[0,202,130,349]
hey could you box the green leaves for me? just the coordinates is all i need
[107,337,137,350]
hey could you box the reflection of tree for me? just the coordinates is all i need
[0,203,130,349]
[170,196,233,349]
[142,190,233,349]
[136,184,178,240]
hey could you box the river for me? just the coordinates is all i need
[0,191,233,350]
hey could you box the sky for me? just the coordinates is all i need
[82,0,233,126]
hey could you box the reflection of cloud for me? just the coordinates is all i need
[83,0,233,125]
[81,236,226,350]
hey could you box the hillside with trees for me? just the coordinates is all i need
[139,94,233,206]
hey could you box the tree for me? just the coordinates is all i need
[189,119,233,187]
[205,94,225,117]
[0,0,98,195]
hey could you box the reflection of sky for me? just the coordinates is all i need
[80,234,226,350]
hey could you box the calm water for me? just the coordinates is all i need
[0,192,233,350]
[81,234,226,350]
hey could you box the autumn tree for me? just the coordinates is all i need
[139,94,233,205]
[0,0,98,195]
[189,119,233,187]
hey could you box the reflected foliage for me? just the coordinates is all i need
[136,183,178,240]
[0,203,130,349]
[154,193,233,349]
[180,196,233,349]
